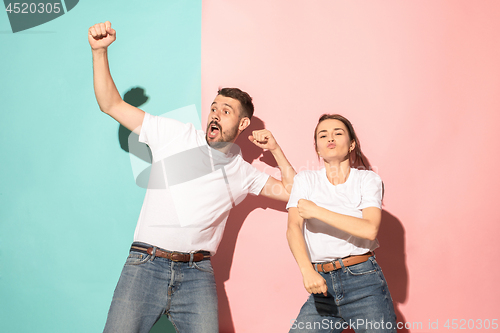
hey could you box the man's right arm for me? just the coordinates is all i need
[89,21,144,133]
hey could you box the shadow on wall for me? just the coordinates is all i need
[118,87,152,172]
[376,210,409,333]
[211,116,287,332]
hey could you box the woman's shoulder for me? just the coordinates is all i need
[293,169,324,186]
[351,168,382,183]
[295,168,324,179]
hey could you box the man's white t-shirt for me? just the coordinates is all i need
[133,113,269,254]
[286,168,383,262]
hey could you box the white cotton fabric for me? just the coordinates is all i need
[287,168,383,262]
[133,113,269,254]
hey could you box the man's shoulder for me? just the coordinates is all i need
[232,157,270,185]
[232,156,260,172]
[146,113,201,133]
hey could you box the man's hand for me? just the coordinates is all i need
[302,268,328,296]
[297,199,319,220]
[252,128,296,201]
[248,129,278,151]
[88,21,116,51]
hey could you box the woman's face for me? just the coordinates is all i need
[315,119,354,162]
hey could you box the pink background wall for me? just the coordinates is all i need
[202,1,500,332]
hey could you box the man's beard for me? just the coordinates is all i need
[206,120,239,149]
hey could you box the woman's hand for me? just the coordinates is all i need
[297,199,319,219]
[302,269,328,296]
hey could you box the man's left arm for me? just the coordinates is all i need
[249,129,296,202]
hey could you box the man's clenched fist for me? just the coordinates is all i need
[88,21,116,51]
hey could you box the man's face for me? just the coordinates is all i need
[205,95,244,147]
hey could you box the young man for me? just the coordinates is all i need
[89,22,295,333]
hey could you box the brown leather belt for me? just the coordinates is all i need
[130,245,211,262]
[313,252,374,273]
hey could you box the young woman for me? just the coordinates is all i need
[287,114,396,333]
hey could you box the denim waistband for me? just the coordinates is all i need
[130,242,211,256]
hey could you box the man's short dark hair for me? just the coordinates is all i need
[217,87,254,119]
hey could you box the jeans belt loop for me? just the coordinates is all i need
[151,246,157,261]
[313,263,319,272]
[338,258,346,272]
[189,252,194,267]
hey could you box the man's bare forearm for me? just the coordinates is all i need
[92,49,122,114]
[270,145,296,194]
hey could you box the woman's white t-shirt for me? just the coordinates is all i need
[286,168,383,262]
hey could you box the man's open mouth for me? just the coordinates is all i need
[208,122,221,139]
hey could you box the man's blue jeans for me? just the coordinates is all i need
[103,243,218,333]
[289,256,397,333]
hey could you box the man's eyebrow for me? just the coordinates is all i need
[210,102,234,110]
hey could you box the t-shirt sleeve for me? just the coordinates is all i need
[358,172,384,210]
[240,162,270,196]
[286,172,309,210]
[139,113,189,154]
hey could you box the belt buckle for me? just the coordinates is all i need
[170,251,184,262]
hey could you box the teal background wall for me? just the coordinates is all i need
[0,1,201,332]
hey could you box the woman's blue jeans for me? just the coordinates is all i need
[103,243,218,333]
[289,256,397,333]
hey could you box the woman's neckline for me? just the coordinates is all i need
[323,166,354,186]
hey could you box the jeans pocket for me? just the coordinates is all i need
[192,260,214,274]
[345,259,376,276]
[125,252,151,266]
